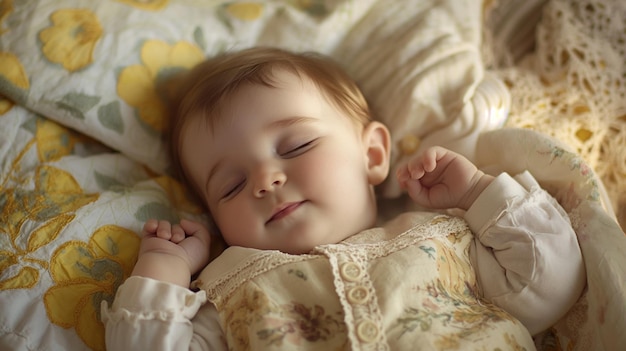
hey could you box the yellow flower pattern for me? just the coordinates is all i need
[0,0,13,34]
[39,9,103,72]
[0,113,147,351]
[115,0,169,11]
[0,163,99,290]
[0,51,29,115]
[389,230,524,348]
[35,117,85,161]
[117,39,204,133]
[0,116,96,318]
[226,2,264,21]
[0,118,100,289]
[44,225,140,351]
[0,97,13,116]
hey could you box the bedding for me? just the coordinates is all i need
[483,0,626,228]
[0,0,624,350]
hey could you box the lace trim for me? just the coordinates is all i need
[100,301,192,324]
[195,251,313,306]
[198,214,471,304]
[314,215,470,261]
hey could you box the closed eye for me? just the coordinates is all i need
[222,179,245,200]
[282,139,317,158]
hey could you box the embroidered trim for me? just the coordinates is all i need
[199,215,471,305]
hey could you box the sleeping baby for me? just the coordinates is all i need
[101,47,586,350]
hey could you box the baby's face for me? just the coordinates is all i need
[180,70,378,254]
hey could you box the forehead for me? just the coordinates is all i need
[184,69,328,135]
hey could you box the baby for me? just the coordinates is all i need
[102,47,586,350]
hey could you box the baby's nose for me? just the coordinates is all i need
[253,170,286,197]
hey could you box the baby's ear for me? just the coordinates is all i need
[362,121,391,185]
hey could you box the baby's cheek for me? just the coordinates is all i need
[218,200,264,245]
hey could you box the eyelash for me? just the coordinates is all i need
[282,139,317,157]
[222,180,245,199]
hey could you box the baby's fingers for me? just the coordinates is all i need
[142,219,159,236]
[178,219,212,274]
[406,156,427,180]
[179,219,212,245]
[155,220,173,240]
[419,147,444,174]
[170,224,186,243]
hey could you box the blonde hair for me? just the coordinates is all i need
[169,47,372,201]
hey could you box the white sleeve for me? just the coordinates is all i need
[464,171,586,335]
[101,276,227,351]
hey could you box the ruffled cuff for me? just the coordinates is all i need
[464,172,529,235]
[102,276,207,322]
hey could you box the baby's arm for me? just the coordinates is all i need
[132,219,212,287]
[102,276,227,350]
[102,219,225,350]
[397,146,585,335]
[465,172,585,335]
[396,146,494,210]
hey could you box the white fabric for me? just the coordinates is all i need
[102,171,584,349]
[102,277,226,351]
[474,128,626,350]
[468,172,586,335]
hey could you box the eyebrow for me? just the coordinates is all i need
[266,115,317,130]
[204,116,318,196]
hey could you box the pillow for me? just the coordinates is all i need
[0,0,499,189]
[333,1,511,196]
[0,106,207,351]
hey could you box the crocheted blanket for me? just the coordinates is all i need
[484,0,626,229]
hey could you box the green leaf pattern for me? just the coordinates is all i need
[97,101,124,134]
[54,92,101,120]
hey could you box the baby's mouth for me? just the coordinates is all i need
[266,201,306,224]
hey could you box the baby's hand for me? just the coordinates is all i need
[396,146,493,210]
[137,219,212,279]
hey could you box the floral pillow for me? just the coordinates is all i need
[0,104,211,350]
[2,0,274,172]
